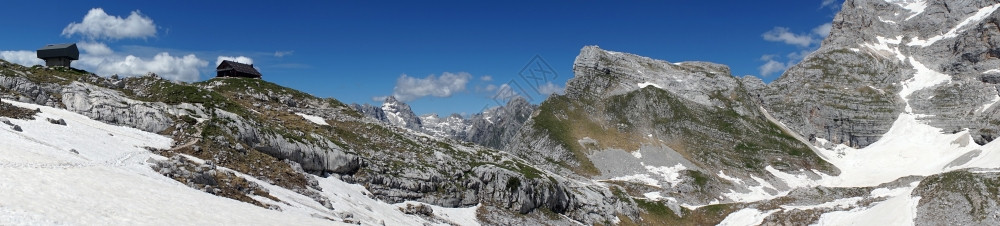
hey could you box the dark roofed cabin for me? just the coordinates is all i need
[36,43,79,67]
[216,60,262,79]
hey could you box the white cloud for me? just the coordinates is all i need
[474,83,500,94]
[787,49,815,62]
[84,53,208,82]
[274,51,293,57]
[762,27,815,47]
[480,75,493,81]
[537,81,564,95]
[758,22,830,76]
[60,42,210,82]
[78,42,113,55]
[493,84,521,101]
[813,23,833,37]
[0,50,44,66]
[386,72,472,102]
[62,8,157,40]
[216,56,254,66]
[759,58,788,77]
[821,0,840,9]
[4,41,211,82]
[98,53,207,81]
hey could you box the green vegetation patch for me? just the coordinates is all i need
[0,101,38,119]
[531,95,606,176]
[198,77,314,101]
[609,87,832,173]
[23,65,94,85]
[625,199,739,226]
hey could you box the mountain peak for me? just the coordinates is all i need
[382,95,400,104]
[379,96,421,130]
[568,45,742,108]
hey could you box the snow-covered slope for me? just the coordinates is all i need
[0,99,477,225]
[716,1,1000,223]
[419,113,469,138]
[812,113,1000,188]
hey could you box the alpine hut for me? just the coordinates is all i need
[36,43,79,67]
[216,60,262,79]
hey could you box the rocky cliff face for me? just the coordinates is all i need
[353,96,425,131]
[350,102,387,122]
[353,95,536,150]
[913,170,1000,226]
[419,113,468,139]
[568,46,750,112]
[380,96,423,130]
[762,0,1000,147]
[464,97,536,149]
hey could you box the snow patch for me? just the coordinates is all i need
[718,208,778,226]
[899,57,951,113]
[314,173,480,225]
[395,201,481,226]
[814,181,921,225]
[980,95,1000,113]
[782,197,864,210]
[885,0,927,20]
[642,191,665,200]
[867,85,886,95]
[178,153,207,165]
[766,166,827,188]
[644,163,686,187]
[721,177,781,203]
[862,36,906,62]
[637,82,662,89]
[878,16,898,24]
[717,171,743,185]
[607,174,661,188]
[295,113,329,126]
[908,3,1000,47]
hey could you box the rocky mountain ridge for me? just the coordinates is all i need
[0,61,626,224]
[353,96,536,150]
[3,0,1000,224]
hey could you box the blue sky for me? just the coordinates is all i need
[0,0,841,116]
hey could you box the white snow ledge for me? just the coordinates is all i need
[295,113,329,126]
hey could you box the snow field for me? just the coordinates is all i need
[0,99,480,225]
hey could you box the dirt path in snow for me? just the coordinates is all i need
[169,126,202,151]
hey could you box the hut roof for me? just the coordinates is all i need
[37,43,80,60]
[217,60,262,77]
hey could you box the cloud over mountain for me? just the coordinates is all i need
[62,8,157,40]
